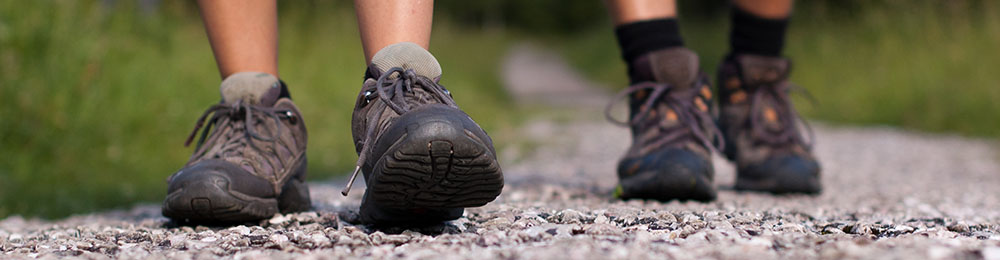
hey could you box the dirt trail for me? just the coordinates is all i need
[2,44,999,259]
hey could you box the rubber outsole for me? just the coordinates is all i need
[162,162,311,225]
[734,155,822,194]
[360,106,503,224]
[616,148,717,202]
[163,177,278,224]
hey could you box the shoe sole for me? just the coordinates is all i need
[735,170,822,194]
[617,148,717,202]
[361,106,503,224]
[619,172,717,201]
[162,172,310,224]
[733,154,822,194]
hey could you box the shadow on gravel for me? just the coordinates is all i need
[162,211,341,230]
[335,210,465,236]
[363,223,464,236]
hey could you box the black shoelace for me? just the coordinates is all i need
[606,82,724,154]
[746,81,815,149]
[185,100,294,160]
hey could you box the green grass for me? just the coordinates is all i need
[0,1,516,219]
[549,2,1000,138]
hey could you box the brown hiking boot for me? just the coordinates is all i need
[607,47,722,202]
[343,42,503,225]
[163,72,310,224]
[717,54,821,194]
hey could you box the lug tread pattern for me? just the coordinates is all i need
[369,138,503,209]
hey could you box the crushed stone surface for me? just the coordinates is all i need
[2,120,998,259]
[3,45,999,259]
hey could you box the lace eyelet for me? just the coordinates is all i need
[282,110,298,125]
[361,91,374,106]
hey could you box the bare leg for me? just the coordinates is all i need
[197,0,279,78]
[354,0,434,63]
[605,0,676,25]
[166,0,306,225]
[732,0,793,19]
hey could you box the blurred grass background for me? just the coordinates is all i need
[554,1,1000,136]
[1,0,997,219]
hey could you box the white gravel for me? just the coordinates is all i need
[1,119,998,259]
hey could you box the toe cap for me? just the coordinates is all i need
[736,154,822,194]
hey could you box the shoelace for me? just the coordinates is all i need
[185,100,292,159]
[341,67,457,196]
[605,82,724,154]
[747,81,815,149]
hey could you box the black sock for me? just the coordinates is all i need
[614,19,685,120]
[278,80,292,99]
[614,18,684,63]
[615,18,684,86]
[729,6,788,57]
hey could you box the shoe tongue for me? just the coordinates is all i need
[647,47,700,89]
[737,55,789,86]
[219,72,282,106]
[370,42,442,79]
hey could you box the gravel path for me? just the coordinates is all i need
[3,45,999,259]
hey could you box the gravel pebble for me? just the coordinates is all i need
[3,47,1000,259]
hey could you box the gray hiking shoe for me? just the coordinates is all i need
[607,47,722,202]
[163,72,310,224]
[343,42,503,225]
[717,54,821,194]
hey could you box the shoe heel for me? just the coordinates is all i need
[361,106,504,224]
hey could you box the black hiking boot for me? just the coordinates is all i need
[607,47,722,202]
[343,42,504,225]
[163,72,311,224]
[717,54,821,194]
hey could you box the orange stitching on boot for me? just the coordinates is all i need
[665,109,678,121]
[695,98,708,112]
[764,107,778,123]
[731,91,747,103]
[726,77,741,89]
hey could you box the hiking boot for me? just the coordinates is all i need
[607,47,722,202]
[716,54,821,194]
[163,72,311,224]
[344,42,503,225]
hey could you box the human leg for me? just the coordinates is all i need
[605,0,719,202]
[717,0,822,194]
[606,0,677,26]
[354,0,433,63]
[197,0,279,78]
[162,0,310,224]
[345,0,503,225]
[729,0,792,57]
[733,0,793,19]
